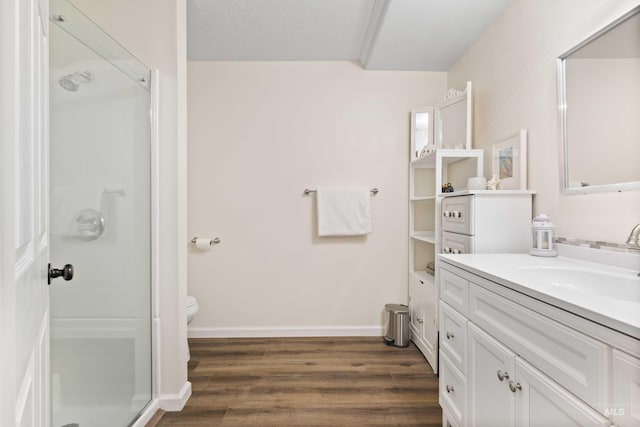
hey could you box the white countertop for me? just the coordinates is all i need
[438,253,640,339]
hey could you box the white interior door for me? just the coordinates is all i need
[1,0,51,425]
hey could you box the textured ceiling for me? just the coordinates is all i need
[187,0,513,71]
[187,0,376,61]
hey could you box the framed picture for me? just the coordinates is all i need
[491,130,527,190]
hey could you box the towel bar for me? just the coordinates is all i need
[304,188,379,195]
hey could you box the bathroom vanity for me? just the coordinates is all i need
[437,253,640,427]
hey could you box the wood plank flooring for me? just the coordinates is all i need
[154,337,441,426]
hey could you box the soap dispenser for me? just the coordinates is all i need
[530,214,557,257]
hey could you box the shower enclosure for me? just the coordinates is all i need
[49,1,153,425]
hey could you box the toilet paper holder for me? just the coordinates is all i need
[191,237,221,245]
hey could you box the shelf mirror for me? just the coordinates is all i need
[557,6,640,194]
[410,108,434,162]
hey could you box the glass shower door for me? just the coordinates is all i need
[49,1,152,426]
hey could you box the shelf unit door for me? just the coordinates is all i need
[409,275,438,374]
[421,279,438,362]
[409,291,424,340]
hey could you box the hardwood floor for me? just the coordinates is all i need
[154,337,441,426]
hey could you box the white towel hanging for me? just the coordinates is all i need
[316,187,372,237]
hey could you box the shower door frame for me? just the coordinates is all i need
[47,8,162,421]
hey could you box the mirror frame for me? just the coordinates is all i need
[557,5,640,195]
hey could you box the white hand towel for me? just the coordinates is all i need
[317,187,372,237]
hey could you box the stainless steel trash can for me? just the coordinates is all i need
[384,303,409,347]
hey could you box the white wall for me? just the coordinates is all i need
[448,0,640,243]
[187,62,446,336]
[70,0,188,404]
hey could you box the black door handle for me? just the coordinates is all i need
[48,263,74,285]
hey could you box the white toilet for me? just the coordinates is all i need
[186,295,199,324]
[186,295,199,361]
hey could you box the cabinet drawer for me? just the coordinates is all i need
[440,350,467,427]
[410,273,423,294]
[410,272,433,296]
[442,231,474,254]
[469,283,609,410]
[612,349,640,427]
[442,195,474,235]
[440,301,467,374]
[440,267,469,316]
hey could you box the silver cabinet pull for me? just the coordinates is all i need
[454,211,462,218]
[497,370,509,381]
[508,381,522,392]
[443,210,451,217]
[446,385,455,393]
[452,249,461,254]
[443,247,451,254]
[191,237,222,244]
[446,331,454,339]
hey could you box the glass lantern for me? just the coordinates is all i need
[530,214,557,257]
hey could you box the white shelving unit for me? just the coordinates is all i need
[409,83,479,373]
[409,149,483,373]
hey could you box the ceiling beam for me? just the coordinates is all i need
[359,0,390,69]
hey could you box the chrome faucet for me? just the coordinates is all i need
[626,223,640,276]
[627,223,640,252]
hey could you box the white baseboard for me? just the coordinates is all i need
[188,326,384,338]
[131,398,159,427]
[158,381,192,412]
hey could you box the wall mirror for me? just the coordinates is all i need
[410,107,434,162]
[557,5,640,194]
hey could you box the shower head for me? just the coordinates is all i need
[59,71,93,92]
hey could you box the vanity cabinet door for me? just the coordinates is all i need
[468,282,608,409]
[468,323,516,427]
[514,358,611,427]
[612,349,640,427]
